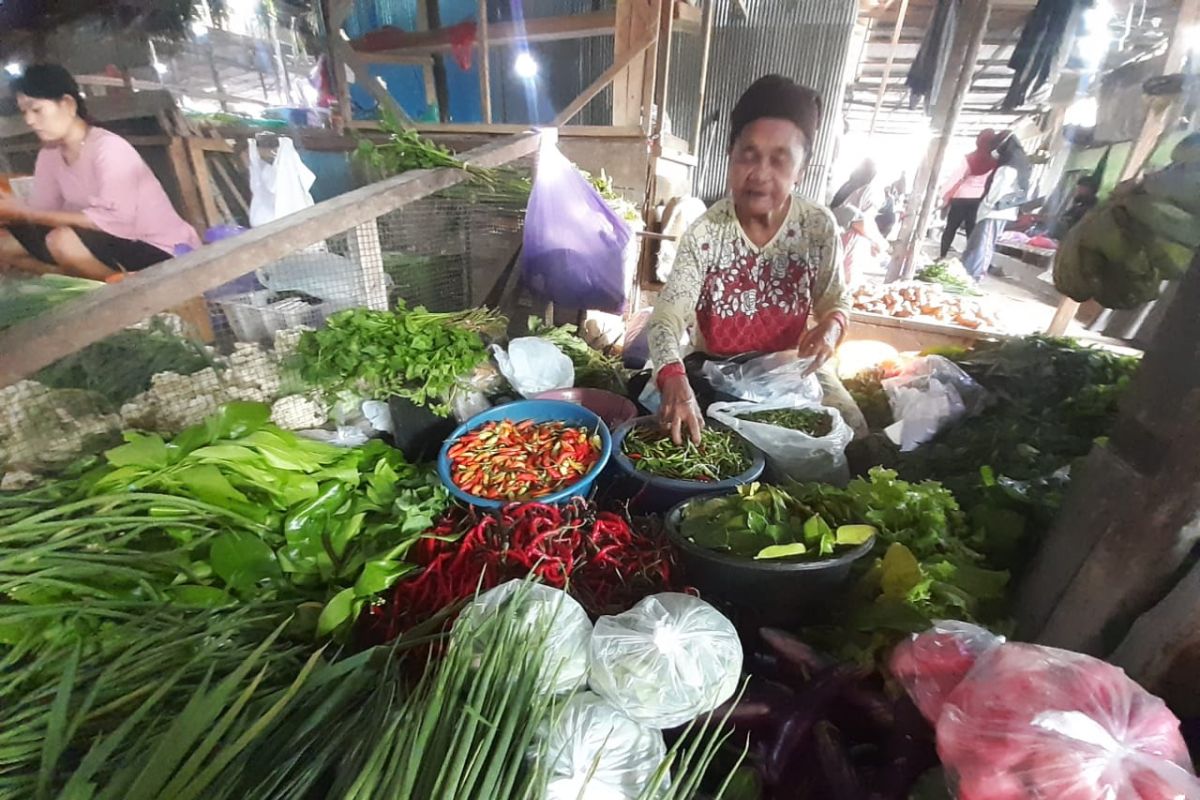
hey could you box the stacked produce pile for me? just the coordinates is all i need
[1054,133,1199,309]
[851,281,999,329]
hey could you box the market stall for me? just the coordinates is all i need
[2,72,1199,800]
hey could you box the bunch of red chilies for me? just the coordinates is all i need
[360,498,676,644]
[447,419,601,500]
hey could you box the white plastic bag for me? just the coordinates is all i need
[542,692,667,800]
[707,400,853,484]
[882,356,985,452]
[492,338,575,398]
[701,351,823,405]
[454,580,592,695]
[249,137,315,227]
[588,593,741,729]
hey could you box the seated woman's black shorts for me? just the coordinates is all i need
[7,223,172,272]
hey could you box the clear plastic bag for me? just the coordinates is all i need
[707,400,853,484]
[882,356,985,452]
[588,593,741,729]
[522,138,632,313]
[891,623,1200,800]
[454,580,592,695]
[541,692,667,800]
[492,338,575,398]
[700,351,823,405]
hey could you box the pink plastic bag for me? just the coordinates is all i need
[522,138,632,313]
[890,623,1200,800]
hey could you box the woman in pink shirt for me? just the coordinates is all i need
[0,64,200,280]
[938,129,999,260]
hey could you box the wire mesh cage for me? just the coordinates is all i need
[0,134,538,482]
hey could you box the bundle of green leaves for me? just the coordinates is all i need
[295,304,506,416]
[789,469,1009,662]
[1,402,448,640]
[528,317,627,393]
[897,336,1140,569]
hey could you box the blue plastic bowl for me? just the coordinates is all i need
[609,416,765,513]
[437,399,613,508]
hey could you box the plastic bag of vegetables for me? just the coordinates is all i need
[707,399,853,484]
[588,593,741,729]
[541,692,667,800]
[454,580,593,695]
[891,623,1200,800]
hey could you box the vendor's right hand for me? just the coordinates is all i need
[659,373,704,446]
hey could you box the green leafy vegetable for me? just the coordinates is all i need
[527,317,628,393]
[679,482,876,561]
[295,304,505,416]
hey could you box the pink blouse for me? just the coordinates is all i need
[29,127,200,254]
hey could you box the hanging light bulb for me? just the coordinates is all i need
[513,52,539,80]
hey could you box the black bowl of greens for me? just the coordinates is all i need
[664,484,876,625]
[610,416,765,513]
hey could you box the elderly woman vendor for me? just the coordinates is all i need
[647,75,854,444]
[0,64,199,280]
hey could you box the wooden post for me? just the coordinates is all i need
[886,0,991,282]
[167,137,207,232]
[206,40,230,113]
[650,0,675,146]
[868,0,910,135]
[612,0,657,128]
[690,0,716,156]
[187,139,221,228]
[477,0,493,124]
[1018,256,1200,659]
[1045,0,1199,335]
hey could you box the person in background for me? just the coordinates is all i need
[1050,175,1099,239]
[0,64,199,281]
[962,133,1031,282]
[939,129,999,259]
[835,159,890,284]
[646,75,856,446]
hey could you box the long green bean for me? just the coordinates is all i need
[622,425,751,482]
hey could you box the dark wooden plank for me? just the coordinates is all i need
[0,132,541,386]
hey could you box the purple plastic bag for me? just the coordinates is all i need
[522,139,632,313]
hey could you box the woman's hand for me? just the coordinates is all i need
[797,314,846,375]
[659,373,704,446]
[0,197,29,223]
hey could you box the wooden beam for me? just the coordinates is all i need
[690,0,716,156]
[886,0,992,282]
[351,11,617,56]
[0,132,543,387]
[869,0,908,134]
[673,0,703,33]
[167,136,206,232]
[551,33,657,127]
[351,121,647,137]
[73,74,272,107]
[334,38,415,125]
[612,0,656,127]
[187,138,221,228]
[478,0,493,124]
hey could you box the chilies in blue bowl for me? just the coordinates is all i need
[437,399,613,508]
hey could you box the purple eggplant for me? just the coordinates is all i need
[815,721,866,800]
[759,627,831,681]
[866,697,938,800]
[763,666,858,786]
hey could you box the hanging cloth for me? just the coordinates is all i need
[906,0,959,113]
[1003,0,1085,109]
